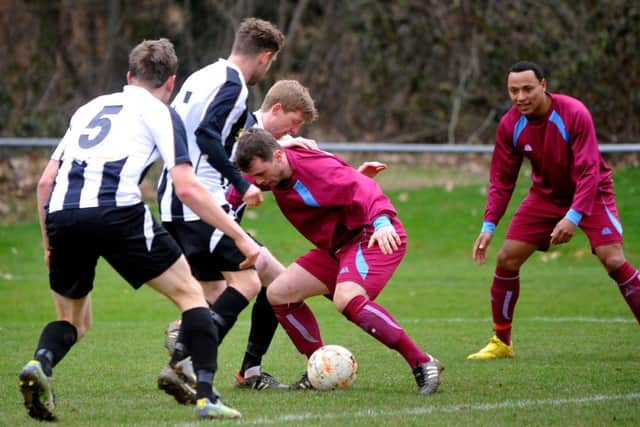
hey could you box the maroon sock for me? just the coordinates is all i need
[491,267,520,345]
[343,295,429,368]
[609,262,640,323]
[272,302,323,357]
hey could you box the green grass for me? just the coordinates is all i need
[1,168,639,426]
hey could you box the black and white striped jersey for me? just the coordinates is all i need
[47,85,190,213]
[158,58,248,222]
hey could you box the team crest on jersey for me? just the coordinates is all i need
[524,144,533,152]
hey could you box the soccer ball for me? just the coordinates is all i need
[307,345,358,391]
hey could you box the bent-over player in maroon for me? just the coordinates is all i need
[235,127,443,395]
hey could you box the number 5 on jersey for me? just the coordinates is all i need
[79,105,123,148]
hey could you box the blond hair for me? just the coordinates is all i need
[261,80,318,123]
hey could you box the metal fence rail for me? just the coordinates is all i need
[1,138,639,153]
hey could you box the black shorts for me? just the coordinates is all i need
[163,217,257,282]
[46,203,182,298]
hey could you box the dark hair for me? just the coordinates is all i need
[231,17,285,56]
[509,61,544,81]
[236,128,281,171]
[128,38,178,88]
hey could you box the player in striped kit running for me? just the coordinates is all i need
[156,18,289,396]
[18,38,257,421]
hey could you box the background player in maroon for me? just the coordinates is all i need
[235,127,443,395]
[468,61,640,360]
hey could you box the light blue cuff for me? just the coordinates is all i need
[564,208,583,226]
[481,221,496,234]
[373,215,392,230]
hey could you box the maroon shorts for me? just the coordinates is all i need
[295,217,407,300]
[506,191,624,251]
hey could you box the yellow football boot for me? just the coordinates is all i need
[467,335,514,360]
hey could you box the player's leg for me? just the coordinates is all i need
[148,257,240,419]
[581,194,640,323]
[19,208,97,421]
[336,279,443,395]
[236,246,287,390]
[164,279,226,364]
[468,194,558,359]
[167,219,261,345]
[103,205,238,418]
[467,238,536,359]
[267,259,331,390]
[597,244,640,322]
[267,262,329,356]
[20,292,87,421]
[332,222,442,395]
[202,280,228,305]
[211,268,261,343]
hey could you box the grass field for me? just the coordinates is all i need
[1,167,639,426]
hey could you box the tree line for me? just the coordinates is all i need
[1,0,638,144]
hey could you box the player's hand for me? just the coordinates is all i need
[368,225,402,254]
[281,137,318,150]
[357,161,388,178]
[472,232,493,264]
[550,218,576,245]
[242,184,263,208]
[236,235,261,269]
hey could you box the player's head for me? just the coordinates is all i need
[260,80,318,138]
[231,18,285,85]
[236,128,289,188]
[507,61,549,118]
[127,38,178,102]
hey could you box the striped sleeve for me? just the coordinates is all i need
[151,105,191,170]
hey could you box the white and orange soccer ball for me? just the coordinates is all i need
[307,345,358,391]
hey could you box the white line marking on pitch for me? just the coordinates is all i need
[398,316,636,324]
[240,393,640,425]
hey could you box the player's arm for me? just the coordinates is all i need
[279,136,318,150]
[197,80,263,207]
[551,108,599,245]
[357,161,387,178]
[155,106,259,267]
[367,214,402,255]
[36,159,60,268]
[320,164,400,254]
[170,163,259,268]
[473,123,522,263]
[196,134,263,208]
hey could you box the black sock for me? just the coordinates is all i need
[169,323,190,367]
[34,320,78,376]
[209,286,249,344]
[181,307,218,400]
[240,287,278,374]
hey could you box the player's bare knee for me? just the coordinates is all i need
[598,253,626,273]
[333,283,367,313]
[496,249,522,271]
[256,248,285,286]
[266,282,288,305]
[223,269,261,299]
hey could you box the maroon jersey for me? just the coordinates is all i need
[484,92,613,226]
[271,147,397,252]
